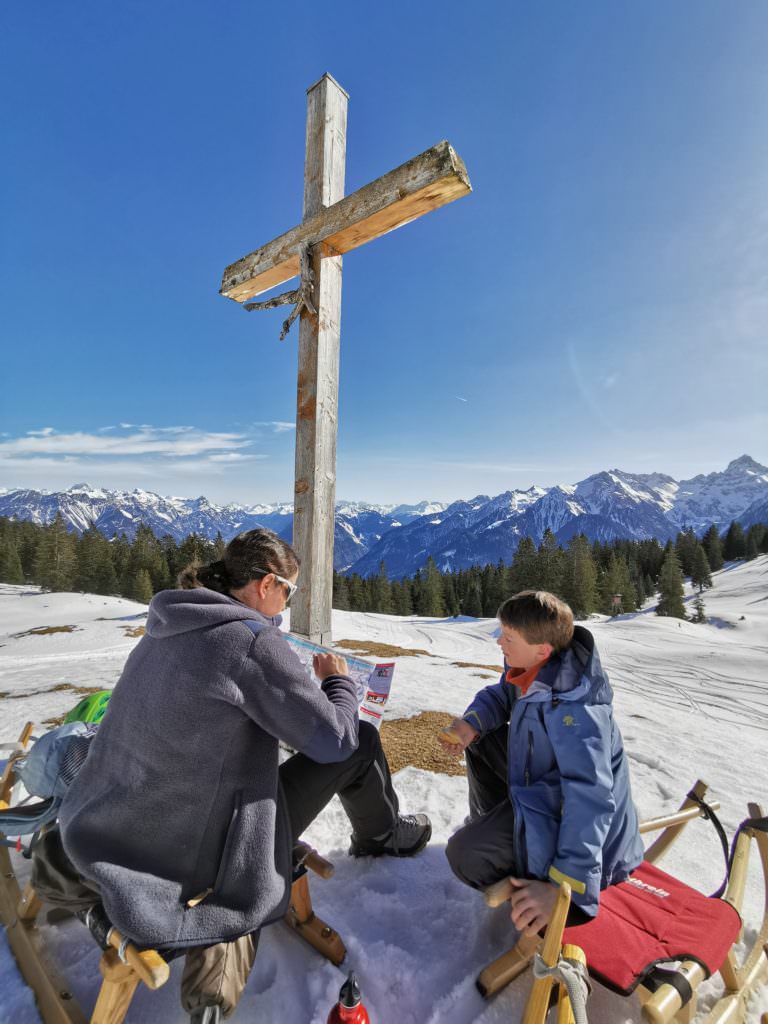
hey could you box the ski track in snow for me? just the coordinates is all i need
[1,559,767,1023]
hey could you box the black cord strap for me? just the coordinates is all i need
[685,789,731,898]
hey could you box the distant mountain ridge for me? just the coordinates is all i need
[0,484,444,572]
[1,455,765,576]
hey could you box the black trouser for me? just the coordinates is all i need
[280,720,399,843]
[445,724,522,890]
[34,721,398,909]
[446,724,590,927]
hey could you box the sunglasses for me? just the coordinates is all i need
[254,569,298,603]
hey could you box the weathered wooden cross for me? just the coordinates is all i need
[220,73,471,643]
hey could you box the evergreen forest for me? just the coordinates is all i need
[1,514,766,623]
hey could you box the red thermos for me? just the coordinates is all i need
[327,971,370,1023]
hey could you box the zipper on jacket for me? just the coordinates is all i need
[524,731,534,786]
[213,791,243,896]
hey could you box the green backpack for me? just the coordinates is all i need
[63,690,112,725]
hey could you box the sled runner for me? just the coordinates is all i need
[0,723,347,1024]
[477,780,768,1023]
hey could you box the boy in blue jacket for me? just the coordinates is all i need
[440,590,643,933]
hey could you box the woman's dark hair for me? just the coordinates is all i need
[178,528,299,594]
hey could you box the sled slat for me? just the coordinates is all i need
[0,846,87,1024]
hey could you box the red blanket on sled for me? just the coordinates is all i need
[562,861,741,994]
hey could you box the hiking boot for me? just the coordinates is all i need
[189,1006,222,1024]
[349,814,432,857]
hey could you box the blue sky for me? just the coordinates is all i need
[1,2,766,505]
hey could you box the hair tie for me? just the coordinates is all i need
[209,559,228,580]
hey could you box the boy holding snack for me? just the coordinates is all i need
[440,590,643,932]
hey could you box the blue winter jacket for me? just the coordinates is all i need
[462,625,643,916]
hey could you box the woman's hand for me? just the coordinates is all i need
[507,878,559,935]
[437,717,479,756]
[313,652,349,680]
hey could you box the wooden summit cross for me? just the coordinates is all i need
[220,73,471,642]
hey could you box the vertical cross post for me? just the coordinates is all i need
[291,74,348,642]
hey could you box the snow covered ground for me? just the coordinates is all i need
[1,558,767,1023]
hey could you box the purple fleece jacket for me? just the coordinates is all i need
[59,587,359,949]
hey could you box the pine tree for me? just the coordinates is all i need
[161,534,182,584]
[34,513,78,591]
[656,548,686,619]
[509,537,538,593]
[745,532,759,561]
[674,528,699,578]
[392,579,414,616]
[690,545,712,592]
[481,562,506,617]
[537,529,565,597]
[110,534,132,583]
[417,557,445,616]
[748,523,768,554]
[347,574,366,611]
[0,542,24,584]
[95,545,119,595]
[691,593,707,623]
[133,568,154,604]
[722,521,746,561]
[442,573,461,617]
[76,528,103,592]
[599,554,636,615]
[332,573,351,611]
[16,522,40,579]
[462,581,483,617]
[372,561,393,614]
[701,525,724,572]
[178,533,214,572]
[129,524,171,592]
[562,535,598,618]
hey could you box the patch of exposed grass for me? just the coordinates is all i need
[12,625,81,638]
[335,639,430,659]
[96,614,147,622]
[43,714,68,728]
[122,625,145,638]
[0,683,107,701]
[472,673,496,680]
[380,711,467,776]
[451,661,503,672]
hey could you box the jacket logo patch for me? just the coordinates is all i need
[562,715,575,726]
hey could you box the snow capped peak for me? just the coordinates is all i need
[725,454,768,477]
[2,455,765,579]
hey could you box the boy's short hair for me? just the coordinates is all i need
[497,591,574,652]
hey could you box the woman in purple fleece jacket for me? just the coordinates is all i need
[57,528,430,1023]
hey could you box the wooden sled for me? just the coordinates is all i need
[478,780,768,1024]
[0,724,347,1024]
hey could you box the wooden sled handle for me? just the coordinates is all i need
[294,841,335,880]
[106,930,169,990]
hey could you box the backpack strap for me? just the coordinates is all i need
[0,797,61,856]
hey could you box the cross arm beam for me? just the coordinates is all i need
[220,140,471,302]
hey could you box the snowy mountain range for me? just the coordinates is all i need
[1,455,766,577]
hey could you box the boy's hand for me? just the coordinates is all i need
[437,718,479,755]
[313,652,349,680]
[507,878,559,935]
